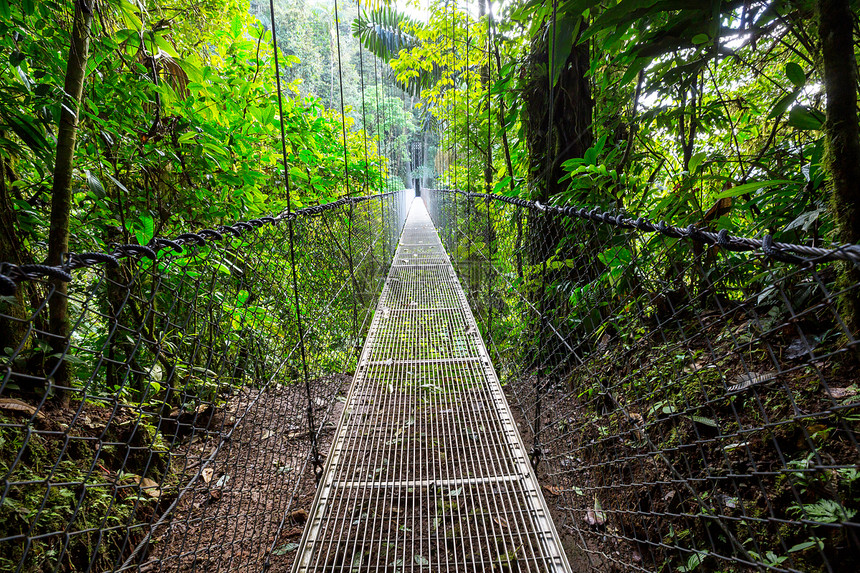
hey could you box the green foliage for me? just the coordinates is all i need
[0,0,387,264]
[0,415,167,571]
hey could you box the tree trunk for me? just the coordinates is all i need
[524,18,593,263]
[0,145,31,357]
[47,0,92,405]
[818,0,860,337]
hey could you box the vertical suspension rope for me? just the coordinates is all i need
[356,0,375,280]
[332,0,359,340]
[486,0,493,343]
[464,1,471,258]
[267,0,322,481]
[452,0,457,200]
[372,39,389,261]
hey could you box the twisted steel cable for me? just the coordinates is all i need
[0,193,396,296]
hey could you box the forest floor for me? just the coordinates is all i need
[502,312,860,573]
[136,376,349,572]
[506,391,619,572]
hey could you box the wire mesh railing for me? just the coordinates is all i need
[0,191,410,572]
[424,188,860,573]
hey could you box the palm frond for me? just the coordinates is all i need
[353,8,444,97]
[352,7,420,61]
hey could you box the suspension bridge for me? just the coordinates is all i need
[2,186,858,573]
[1,0,860,570]
[293,199,569,572]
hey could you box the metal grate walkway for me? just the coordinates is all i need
[293,199,571,572]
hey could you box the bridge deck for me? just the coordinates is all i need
[293,199,570,573]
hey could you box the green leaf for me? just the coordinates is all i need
[414,555,429,565]
[117,0,143,31]
[688,151,706,173]
[86,170,106,199]
[107,174,129,194]
[788,106,824,130]
[237,290,250,305]
[4,113,50,160]
[272,542,299,555]
[714,179,794,199]
[800,499,856,523]
[153,33,178,58]
[114,29,138,43]
[769,90,800,119]
[690,415,718,428]
[691,33,709,44]
[788,540,818,553]
[230,15,242,38]
[548,14,578,88]
[785,62,805,88]
[677,550,707,572]
[619,57,648,86]
[0,0,10,19]
[135,214,154,246]
[175,58,204,83]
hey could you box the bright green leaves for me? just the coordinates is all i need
[115,0,144,32]
[353,7,421,65]
[772,62,821,129]
[229,15,243,39]
[149,31,178,58]
[4,112,49,155]
[597,245,633,288]
[688,151,706,174]
[769,90,800,119]
[176,58,204,83]
[0,0,388,272]
[714,180,795,200]
[788,106,825,131]
[768,63,820,129]
[785,62,805,88]
[134,214,155,246]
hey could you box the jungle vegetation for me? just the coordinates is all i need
[1,0,859,570]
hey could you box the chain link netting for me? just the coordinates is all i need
[0,191,410,572]
[425,188,860,573]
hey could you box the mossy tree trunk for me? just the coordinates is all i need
[522,17,594,368]
[524,20,593,265]
[0,140,31,356]
[47,0,93,405]
[818,0,860,338]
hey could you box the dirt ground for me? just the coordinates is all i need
[134,376,349,572]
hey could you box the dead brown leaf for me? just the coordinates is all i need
[137,477,162,498]
[289,509,308,525]
[0,398,44,419]
[826,387,858,400]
